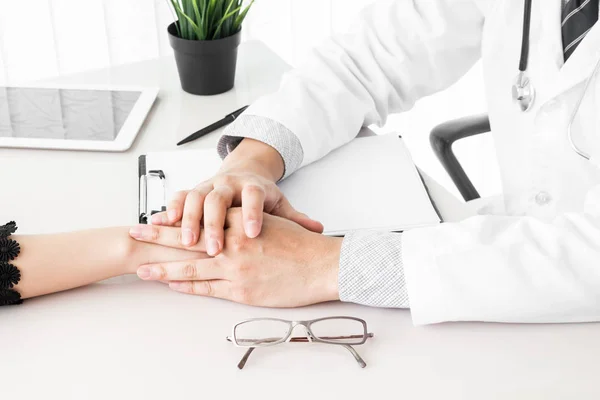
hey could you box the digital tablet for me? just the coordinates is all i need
[0,84,158,151]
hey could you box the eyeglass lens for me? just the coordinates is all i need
[234,319,291,346]
[309,318,366,344]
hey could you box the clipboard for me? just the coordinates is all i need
[138,134,442,234]
[138,156,166,224]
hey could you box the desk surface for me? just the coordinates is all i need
[1,41,599,400]
[0,41,289,234]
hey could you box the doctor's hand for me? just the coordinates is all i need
[150,139,323,256]
[132,208,341,308]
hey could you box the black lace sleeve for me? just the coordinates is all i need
[0,221,22,306]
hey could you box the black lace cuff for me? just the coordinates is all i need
[0,221,22,306]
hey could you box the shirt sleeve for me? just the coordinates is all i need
[218,0,489,171]
[338,230,409,308]
[217,115,304,180]
[402,185,600,325]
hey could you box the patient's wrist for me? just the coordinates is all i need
[112,228,143,275]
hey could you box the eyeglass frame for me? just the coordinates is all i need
[226,316,374,369]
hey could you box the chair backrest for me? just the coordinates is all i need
[429,114,491,201]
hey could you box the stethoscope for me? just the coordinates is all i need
[512,0,600,162]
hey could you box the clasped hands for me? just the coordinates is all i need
[128,162,342,308]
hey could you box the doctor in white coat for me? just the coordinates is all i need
[137,0,600,325]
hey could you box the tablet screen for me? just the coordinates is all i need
[0,87,142,141]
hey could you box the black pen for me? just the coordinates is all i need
[177,105,249,146]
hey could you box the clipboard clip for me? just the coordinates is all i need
[139,169,167,224]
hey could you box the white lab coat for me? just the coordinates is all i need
[244,0,600,324]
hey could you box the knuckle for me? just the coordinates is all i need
[183,206,201,220]
[206,190,226,205]
[204,219,223,231]
[183,216,199,227]
[194,182,209,191]
[216,174,236,188]
[150,226,160,241]
[202,281,214,297]
[182,263,197,279]
[156,264,167,280]
[174,190,188,199]
[244,183,265,197]
[228,234,247,252]
[187,282,196,294]
[191,187,207,200]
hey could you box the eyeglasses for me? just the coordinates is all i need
[226,316,374,369]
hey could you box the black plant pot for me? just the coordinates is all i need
[168,22,241,96]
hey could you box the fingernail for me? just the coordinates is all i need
[182,228,194,246]
[207,238,220,255]
[246,221,260,238]
[169,282,184,290]
[168,209,178,222]
[129,226,142,239]
[137,267,151,280]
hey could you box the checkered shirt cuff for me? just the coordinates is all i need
[338,230,409,308]
[217,115,304,180]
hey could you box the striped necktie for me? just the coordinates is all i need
[562,0,599,61]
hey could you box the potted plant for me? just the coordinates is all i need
[168,0,255,95]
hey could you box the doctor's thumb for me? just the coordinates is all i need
[295,213,325,234]
[275,203,324,234]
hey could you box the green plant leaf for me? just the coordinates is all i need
[180,11,204,39]
[232,0,254,33]
[179,0,194,38]
[200,0,209,39]
[167,0,254,41]
[191,0,201,25]
[181,0,193,16]
[212,4,242,39]
[168,0,183,38]
[190,0,204,39]
[170,0,190,39]
[207,0,218,25]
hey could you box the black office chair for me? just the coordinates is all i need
[430,114,491,202]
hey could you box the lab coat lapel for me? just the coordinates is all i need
[545,19,600,102]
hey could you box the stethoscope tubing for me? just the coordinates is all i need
[567,57,600,161]
[519,0,533,72]
[516,0,598,162]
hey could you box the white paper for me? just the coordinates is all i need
[144,133,440,234]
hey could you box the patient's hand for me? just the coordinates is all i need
[128,226,210,276]
[129,208,342,307]
[12,227,211,301]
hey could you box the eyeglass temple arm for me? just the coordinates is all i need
[237,347,256,370]
[290,334,371,368]
[234,344,368,370]
[342,345,367,368]
[227,337,278,370]
[227,334,374,370]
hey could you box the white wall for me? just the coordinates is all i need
[0,0,501,198]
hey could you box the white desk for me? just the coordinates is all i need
[0,41,289,234]
[1,41,599,400]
